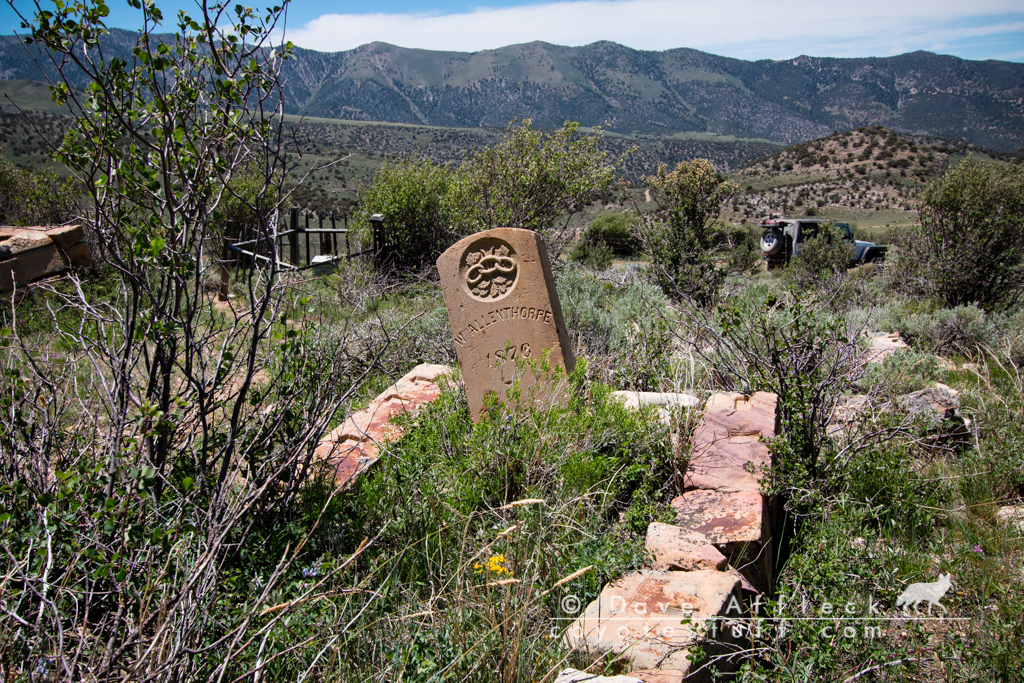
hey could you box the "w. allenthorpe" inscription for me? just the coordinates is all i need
[453,305,554,346]
[438,228,575,421]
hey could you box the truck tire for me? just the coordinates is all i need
[760,229,784,256]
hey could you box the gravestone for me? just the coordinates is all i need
[437,228,575,420]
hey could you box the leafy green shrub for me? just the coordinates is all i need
[571,212,640,269]
[895,158,1024,310]
[357,156,454,269]
[586,212,637,255]
[694,289,864,484]
[636,159,739,306]
[570,238,614,269]
[781,222,854,293]
[358,120,619,268]
[0,153,77,225]
[445,120,618,256]
[725,224,760,274]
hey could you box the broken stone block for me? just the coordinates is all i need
[312,363,454,486]
[645,522,728,571]
[899,382,961,421]
[626,670,685,683]
[671,489,772,593]
[864,331,909,364]
[685,392,777,492]
[44,224,84,250]
[564,569,743,675]
[610,391,701,411]
[15,245,65,281]
[63,240,93,268]
[996,506,1024,534]
[377,363,452,402]
[1,229,53,257]
[554,670,642,683]
[899,382,970,444]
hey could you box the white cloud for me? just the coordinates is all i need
[282,0,1024,60]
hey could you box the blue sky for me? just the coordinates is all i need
[3,0,1023,61]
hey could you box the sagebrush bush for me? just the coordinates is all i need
[871,301,1006,356]
[860,350,943,396]
[557,264,674,389]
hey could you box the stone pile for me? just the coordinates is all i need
[0,225,92,292]
[310,367,780,680]
[564,391,779,682]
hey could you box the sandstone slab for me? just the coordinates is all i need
[43,224,84,250]
[685,392,777,492]
[672,490,765,546]
[17,245,66,281]
[672,489,772,593]
[565,570,742,675]
[645,523,727,571]
[313,363,453,485]
[899,382,961,421]
[864,331,910,364]
[0,229,53,257]
[437,228,574,421]
[0,225,92,291]
[996,506,1024,534]
[554,670,642,683]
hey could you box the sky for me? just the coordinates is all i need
[2,0,1023,62]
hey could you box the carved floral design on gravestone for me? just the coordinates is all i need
[464,239,518,300]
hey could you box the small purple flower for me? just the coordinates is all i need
[972,544,984,556]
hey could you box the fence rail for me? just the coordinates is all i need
[226,208,379,271]
[217,210,391,299]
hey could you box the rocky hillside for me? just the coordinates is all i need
[723,126,1022,227]
[2,33,1023,151]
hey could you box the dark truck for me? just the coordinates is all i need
[759,218,887,269]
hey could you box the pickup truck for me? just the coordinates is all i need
[759,218,887,269]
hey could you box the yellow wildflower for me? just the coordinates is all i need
[474,554,513,576]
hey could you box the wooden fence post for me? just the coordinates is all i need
[289,207,300,265]
[369,213,385,267]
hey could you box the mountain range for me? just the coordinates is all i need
[1,31,1023,151]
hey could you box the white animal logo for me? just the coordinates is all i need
[896,573,952,615]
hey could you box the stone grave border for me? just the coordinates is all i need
[311,367,779,682]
